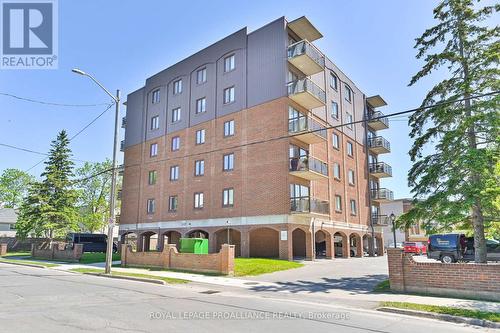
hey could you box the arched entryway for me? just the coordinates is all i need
[334,231,348,258]
[349,233,362,257]
[162,230,182,251]
[121,232,138,251]
[139,231,158,252]
[315,230,328,258]
[363,234,372,256]
[215,228,241,256]
[292,228,306,258]
[249,227,279,258]
[375,234,384,256]
[187,229,209,239]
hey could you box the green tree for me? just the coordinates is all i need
[0,168,34,208]
[401,0,499,262]
[75,160,113,233]
[16,130,79,241]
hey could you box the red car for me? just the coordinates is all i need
[403,242,427,255]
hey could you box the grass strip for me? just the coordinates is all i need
[70,267,189,284]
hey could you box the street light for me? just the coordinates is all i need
[390,213,397,249]
[72,68,120,275]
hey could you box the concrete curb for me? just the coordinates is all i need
[82,272,166,285]
[0,260,47,269]
[377,307,500,329]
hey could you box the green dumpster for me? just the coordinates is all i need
[179,238,208,254]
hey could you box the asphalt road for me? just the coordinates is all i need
[0,263,489,333]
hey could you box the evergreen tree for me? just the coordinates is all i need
[401,0,499,262]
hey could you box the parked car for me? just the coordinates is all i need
[67,233,117,253]
[403,242,427,255]
[427,233,500,263]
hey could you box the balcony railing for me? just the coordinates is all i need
[120,140,125,152]
[371,188,394,202]
[289,156,328,179]
[287,78,326,110]
[290,197,330,215]
[369,162,392,178]
[368,136,391,154]
[371,214,390,226]
[289,116,327,143]
[367,110,389,130]
[287,40,325,76]
[121,116,127,128]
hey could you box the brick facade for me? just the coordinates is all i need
[387,248,500,301]
[31,243,84,262]
[0,243,7,256]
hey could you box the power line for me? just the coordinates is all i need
[0,92,111,107]
[0,142,90,163]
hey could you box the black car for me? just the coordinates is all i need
[427,233,500,263]
[67,233,117,253]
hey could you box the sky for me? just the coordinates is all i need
[0,0,451,199]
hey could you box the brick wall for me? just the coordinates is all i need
[31,243,84,262]
[0,243,7,256]
[387,248,500,301]
[121,243,235,275]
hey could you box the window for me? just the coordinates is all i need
[148,170,157,185]
[348,169,355,185]
[170,165,179,181]
[196,68,207,84]
[333,163,341,180]
[224,54,235,72]
[224,120,234,137]
[350,199,357,215]
[335,195,342,212]
[147,199,155,214]
[290,184,310,211]
[151,115,159,130]
[331,101,339,119]
[152,89,160,104]
[222,188,234,207]
[150,143,158,157]
[346,113,353,129]
[172,107,181,122]
[173,79,182,94]
[223,153,234,171]
[171,136,180,151]
[332,133,340,149]
[168,196,178,212]
[347,141,354,157]
[344,84,352,102]
[195,129,205,145]
[329,72,338,90]
[194,192,204,209]
[223,86,235,104]
[196,97,206,114]
[194,160,205,176]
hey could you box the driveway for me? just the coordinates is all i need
[247,256,388,295]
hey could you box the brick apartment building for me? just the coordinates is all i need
[119,16,393,260]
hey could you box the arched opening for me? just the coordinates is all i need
[375,234,384,256]
[140,231,158,252]
[249,227,279,258]
[334,231,348,258]
[162,230,182,251]
[187,229,209,239]
[349,233,362,257]
[315,230,328,258]
[363,234,372,256]
[215,228,241,257]
[121,232,138,251]
[292,228,306,258]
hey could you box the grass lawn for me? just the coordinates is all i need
[373,279,390,292]
[1,251,31,258]
[79,252,121,264]
[0,258,58,268]
[234,258,303,277]
[70,268,189,284]
[380,301,500,323]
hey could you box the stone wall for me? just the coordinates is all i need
[387,248,500,302]
[0,237,52,251]
[121,243,235,275]
[31,243,84,262]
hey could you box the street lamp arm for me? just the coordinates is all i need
[84,73,118,103]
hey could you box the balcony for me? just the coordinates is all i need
[289,156,328,180]
[369,162,392,178]
[371,188,394,203]
[371,214,390,226]
[287,40,325,76]
[289,116,327,144]
[287,78,326,110]
[367,111,389,131]
[368,136,391,154]
[120,140,125,152]
[121,116,127,128]
[290,197,329,215]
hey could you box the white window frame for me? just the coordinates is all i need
[223,153,234,171]
[346,113,353,129]
[172,107,181,123]
[195,129,206,145]
[332,133,340,149]
[152,89,160,104]
[171,136,180,151]
[196,67,207,84]
[223,86,235,104]
[173,79,182,94]
[344,84,352,102]
[333,163,341,180]
[224,120,234,137]
[224,54,235,72]
[148,170,157,185]
[196,97,206,114]
[147,199,155,214]
[329,72,338,90]
[222,188,234,207]
[331,101,339,119]
[168,196,178,212]
[335,195,342,212]
[350,199,357,215]
[194,192,204,209]
[151,115,159,130]
[347,141,354,157]
[150,143,158,157]
[194,160,205,176]
[170,165,179,181]
[348,169,355,185]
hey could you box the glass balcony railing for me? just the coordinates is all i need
[121,116,127,128]
[290,197,330,215]
[120,140,125,152]
[371,214,390,226]
[369,162,393,177]
[287,78,326,109]
[367,111,389,130]
[368,136,391,153]
[289,156,328,177]
[288,116,327,140]
[371,188,394,201]
[287,40,325,75]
